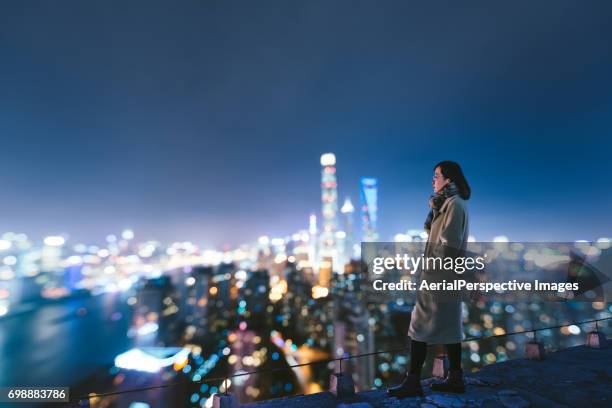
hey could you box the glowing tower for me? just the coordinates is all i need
[320,153,339,267]
[360,177,379,242]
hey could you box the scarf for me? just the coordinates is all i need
[424,182,459,232]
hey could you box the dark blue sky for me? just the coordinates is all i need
[1,1,611,246]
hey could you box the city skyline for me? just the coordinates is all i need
[2,1,612,246]
[0,147,609,248]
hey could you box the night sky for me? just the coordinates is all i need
[1,1,611,246]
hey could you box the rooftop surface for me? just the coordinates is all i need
[244,343,611,408]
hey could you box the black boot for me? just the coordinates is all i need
[429,369,465,393]
[387,373,424,398]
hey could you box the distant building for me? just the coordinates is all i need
[185,266,211,340]
[360,177,379,242]
[41,236,64,272]
[340,197,355,262]
[320,153,340,271]
[308,213,318,273]
[133,276,175,347]
[318,257,333,289]
[243,268,270,328]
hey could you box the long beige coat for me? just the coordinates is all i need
[407,195,469,344]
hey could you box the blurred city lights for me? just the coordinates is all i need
[44,236,65,246]
[114,347,190,373]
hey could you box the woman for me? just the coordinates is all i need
[388,160,471,398]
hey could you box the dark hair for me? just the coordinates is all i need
[435,161,471,200]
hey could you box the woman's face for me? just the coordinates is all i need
[432,166,450,193]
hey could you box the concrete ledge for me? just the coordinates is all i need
[244,344,612,408]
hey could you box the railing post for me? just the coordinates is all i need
[212,393,239,408]
[213,377,239,408]
[329,357,355,399]
[525,330,545,360]
[586,320,608,348]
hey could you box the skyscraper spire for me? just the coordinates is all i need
[340,197,355,214]
[320,153,339,270]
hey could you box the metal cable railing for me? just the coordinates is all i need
[69,315,611,406]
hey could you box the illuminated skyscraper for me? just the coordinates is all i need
[360,177,379,242]
[320,153,339,263]
[308,213,318,270]
[340,197,355,261]
[41,235,65,273]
